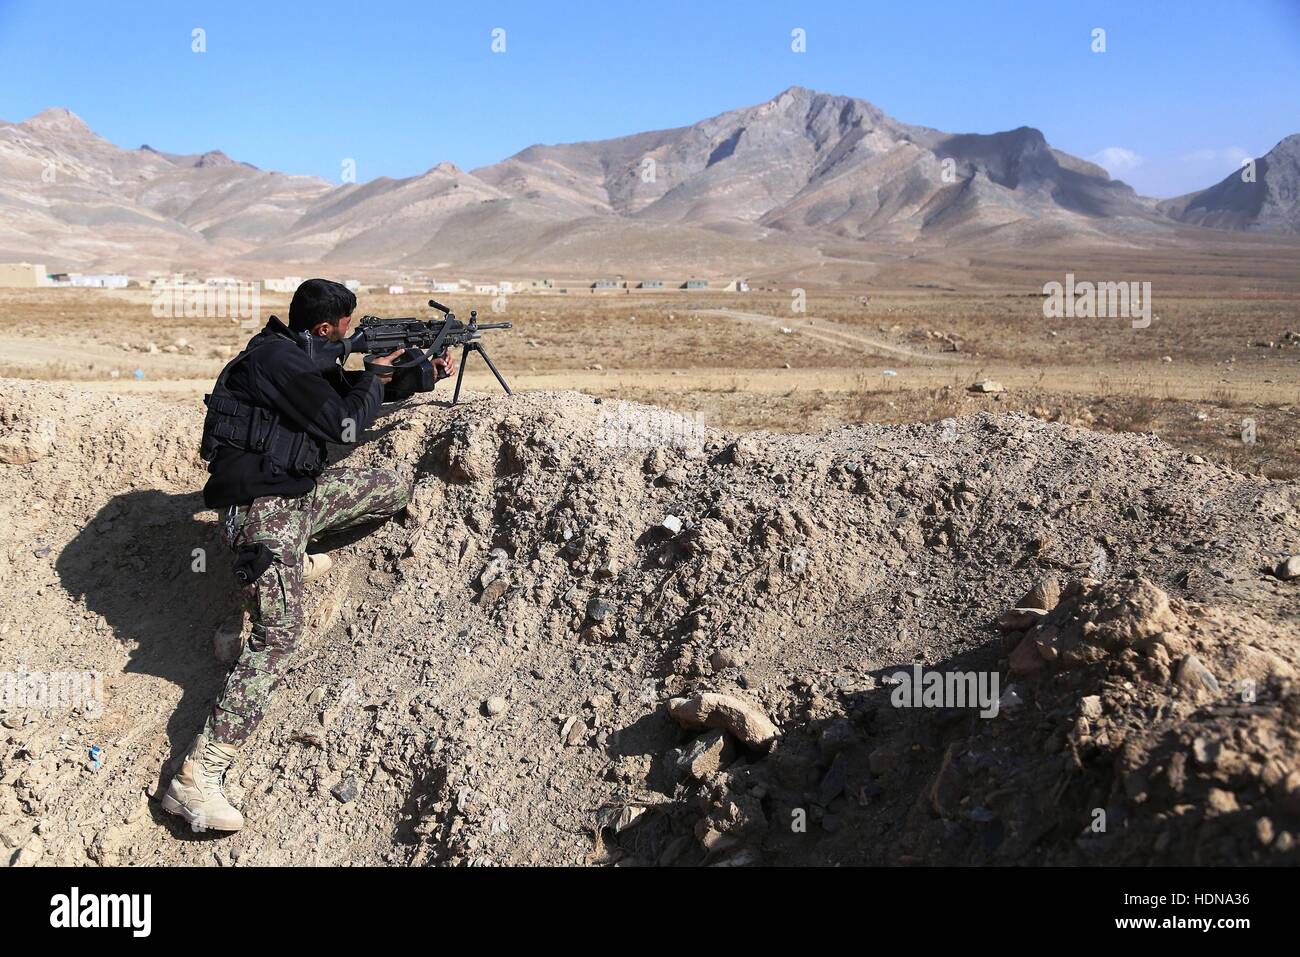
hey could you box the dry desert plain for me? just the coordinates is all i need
[3,239,1298,478]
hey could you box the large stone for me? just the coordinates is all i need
[668,693,779,750]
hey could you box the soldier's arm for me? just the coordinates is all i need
[336,366,415,403]
[262,346,384,444]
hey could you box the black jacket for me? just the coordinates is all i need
[202,317,405,508]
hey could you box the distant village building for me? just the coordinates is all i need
[682,279,709,290]
[387,285,405,295]
[638,280,664,289]
[263,277,304,293]
[723,279,750,292]
[64,273,129,288]
[474,283,498,295]
[431,282,459,292]
[592,279,619,290]
[344,279,361,292]
[0,262,51,287]
[205,276,241,286]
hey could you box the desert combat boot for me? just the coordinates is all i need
[161,735,245,832]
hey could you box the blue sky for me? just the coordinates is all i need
[1,0,1296,197]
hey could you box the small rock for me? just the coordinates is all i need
[291,729,325,748]
[709,647,745,672]
[819,719,857,758]
[997,607,1049,632]
[1017,577,1061,611]
[478,577,510,604]
[1206,787,1239,815]
[1009,634,1046,676]
[968,379,1005,394]
[1175,654,1220,694]
[677,730,736,781]
[661,515,684,535]
[586,598,614,624]
[331,777,358,804]
[1190,738,1219,769]
[561,715,588,747]
[1275,556,1300,581]
[1079,695,1103,719]
[484,696,508,717]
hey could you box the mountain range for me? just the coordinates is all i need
[1,86,1296,277]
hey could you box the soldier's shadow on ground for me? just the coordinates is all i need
[55,488,241,829]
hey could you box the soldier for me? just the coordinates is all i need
[162,278,455,832]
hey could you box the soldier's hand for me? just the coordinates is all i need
[369,348,405,383]
[433,349,457,382]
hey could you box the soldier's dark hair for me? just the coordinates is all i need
[288,279,357,333]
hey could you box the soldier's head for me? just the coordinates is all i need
[289,279,357,340]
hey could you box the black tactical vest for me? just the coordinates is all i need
[199,336,327,479]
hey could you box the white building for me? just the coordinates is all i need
[387,285,405,295]
[263,277,304,293]
[69,273,129,288]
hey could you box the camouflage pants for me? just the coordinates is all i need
[204,467,411,747]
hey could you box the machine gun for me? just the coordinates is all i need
[303,299,513,404]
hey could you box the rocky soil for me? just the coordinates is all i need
[0,378,1297,867]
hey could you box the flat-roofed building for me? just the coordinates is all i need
[0,262,50,287]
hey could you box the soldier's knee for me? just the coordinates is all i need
[378,469,411,511]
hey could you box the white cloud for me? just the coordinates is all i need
[1178,146,1252,170]
[1088,146,1144,175]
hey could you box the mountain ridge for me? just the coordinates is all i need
[1,87,1294,273]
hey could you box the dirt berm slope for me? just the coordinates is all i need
[0,379,1297,866]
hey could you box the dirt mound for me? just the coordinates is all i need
[0,378,1297,866]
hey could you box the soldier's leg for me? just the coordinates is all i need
[309,466,412,540]
[203,495,311,747]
